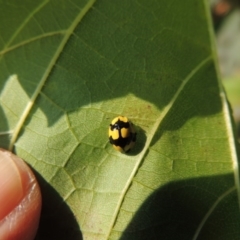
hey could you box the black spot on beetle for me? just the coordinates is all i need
[110,119,130,131]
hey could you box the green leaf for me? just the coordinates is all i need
[0,0,239,239]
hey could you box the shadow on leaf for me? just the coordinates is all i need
[32,170,83,240]
[119,174,239,240]
[127,125,147,156]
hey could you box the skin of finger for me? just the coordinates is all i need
[0,149,42,240]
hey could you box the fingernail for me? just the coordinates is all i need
[0,150,24,220]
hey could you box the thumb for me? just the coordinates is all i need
[0,149,42,240]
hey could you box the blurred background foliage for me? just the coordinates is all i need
[210,0,240,140]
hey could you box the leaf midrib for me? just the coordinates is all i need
[9,0,96,151]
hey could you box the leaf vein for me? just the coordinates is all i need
[9,0,97,151]
[0,0,49,55]
[0,31,66,56]
[106,55,213,238]
[192,186,236,240]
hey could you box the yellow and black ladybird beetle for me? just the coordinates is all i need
[108,116,136,153]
